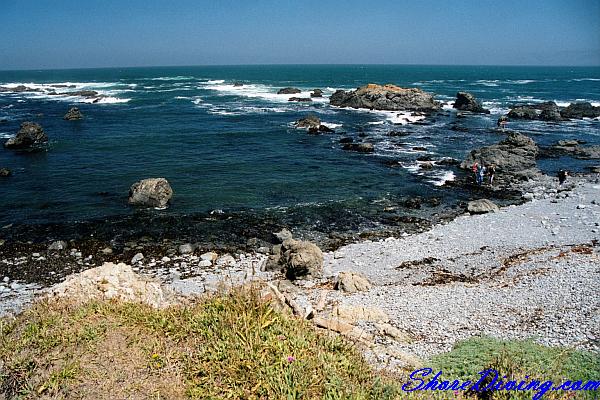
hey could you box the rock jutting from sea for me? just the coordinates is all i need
[329,84,441,112]
[128,178,173,208]
[3,122,48,149]
[452,91,490,114]
[506,101,600,122]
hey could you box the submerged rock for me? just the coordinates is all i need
[330,84,440,112]
[452,92,490,114]
[277,87,301,95]
[342,143,375,153]
[64,107,83,120]
[128,178,173,208]
[467,199,499,214]
[3,122,48,149]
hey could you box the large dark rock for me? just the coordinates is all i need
[560,102,600,119]
[63,90,99,97]
[0,85,37,93]
[3,122,48,149]
[310,89,323,98]
[330,84,441,112]
[507,106,539,120]
[64,107,83,121]
[281,239,323,280]
[453,92,490,114]
[0,168,11,177]
[507,101,561,120]
[296,115,321,129]
[128,178,173,208]
[541,140,600,160]
[461,132,540,182]
[277,87,301,95]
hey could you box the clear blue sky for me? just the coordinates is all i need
[1,0,599,70]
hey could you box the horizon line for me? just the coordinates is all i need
[1,62,600,73]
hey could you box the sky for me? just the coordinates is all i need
[1,0,599,70]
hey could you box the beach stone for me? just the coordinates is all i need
[63,107,83,120]
[161,256,171,262]
[4,122,48,149]
[198,260,212,267]
[47,262,171,308]
[178,243,195,254]
[277,87,301,94]
[374,322,412,343]
[215,254,235,267]
[330,84,440,112]
[48,240,67,251]
[281,239,323,280]
[128,177,173,208]
[101,247,113,255]
[333,304,389,323]
[262,255,282,272]
[452,91,490,114]
[200,252,218,262]
[335,271,372,293]
[0,168,11,177]
[467,199,499,214]
[131,253,144,264]
[273,228,293,243]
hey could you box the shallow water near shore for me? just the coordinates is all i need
[1,65,599,243]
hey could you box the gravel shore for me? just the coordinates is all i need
[325,175,600,361]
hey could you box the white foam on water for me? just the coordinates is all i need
[509,80,537,84]
[442,100,455,110]
[428,170,455,186]
[149,76,195,81]
[570,78,600,82]
[321,122,342,129]
[0,132,13,139]
[367,121,385,125]
[205,79,225,84]
[471,80,500,87]
[0,81,132,104]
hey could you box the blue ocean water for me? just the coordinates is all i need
[0,65,599,230]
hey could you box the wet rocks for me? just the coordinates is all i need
[3,122,48,149]
[281,239,323,280]
[342,143,374,153]
[288,97,312,102]
[233,82,244,87]
[452,92,490,114]
[277,87,301,95]
[335,271,372,293]
[310,89,323,97]
[461,132,539,182]
[128,178,173,208]
[63,90,98,98]
[540,140,600,160]
[467,199,499,214]
[330,84,441,112]
[63,107,83,120]
[560,102,600,119]
[0,168,11,177]
[296,115,321,129]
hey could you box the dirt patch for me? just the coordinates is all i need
[416,269,479,286]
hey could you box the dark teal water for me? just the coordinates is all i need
[0,65,599,230]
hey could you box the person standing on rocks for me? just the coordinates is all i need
[488,164,496,186]
[558,169,568,185]
[497,116,508,131]
[477,164,486,185]
[472,162,479,184]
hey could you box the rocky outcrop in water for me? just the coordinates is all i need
[64,107,83,120]
[539,140,600,160]
[0,168,11,177]
[560,102,600,119]
[277,87,301,95]
[3,122,48,149]
[452,92,490,114]
[288,97,312,102]
[311,89,323,98]
[0,85,38,93]
[128,178,173,208]
[63,90,99,98]
[342,143,375,153]
[461,132,539,182]
[506,101,599,122]
[296,115,321,129]
[330,84,441,112]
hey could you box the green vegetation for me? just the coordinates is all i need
[0,289,598,399]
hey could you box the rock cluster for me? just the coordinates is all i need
[506,101,600,121]
[295,115,335,134]
[128,178,173,208]
[277,87,301,95]
[330,84,441,112]
[3,122,48,149]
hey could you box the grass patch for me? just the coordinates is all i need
[0,289,598,399]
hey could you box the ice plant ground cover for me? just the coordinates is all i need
[0,288,598,399]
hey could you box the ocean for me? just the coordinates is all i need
[0,65,599,244]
